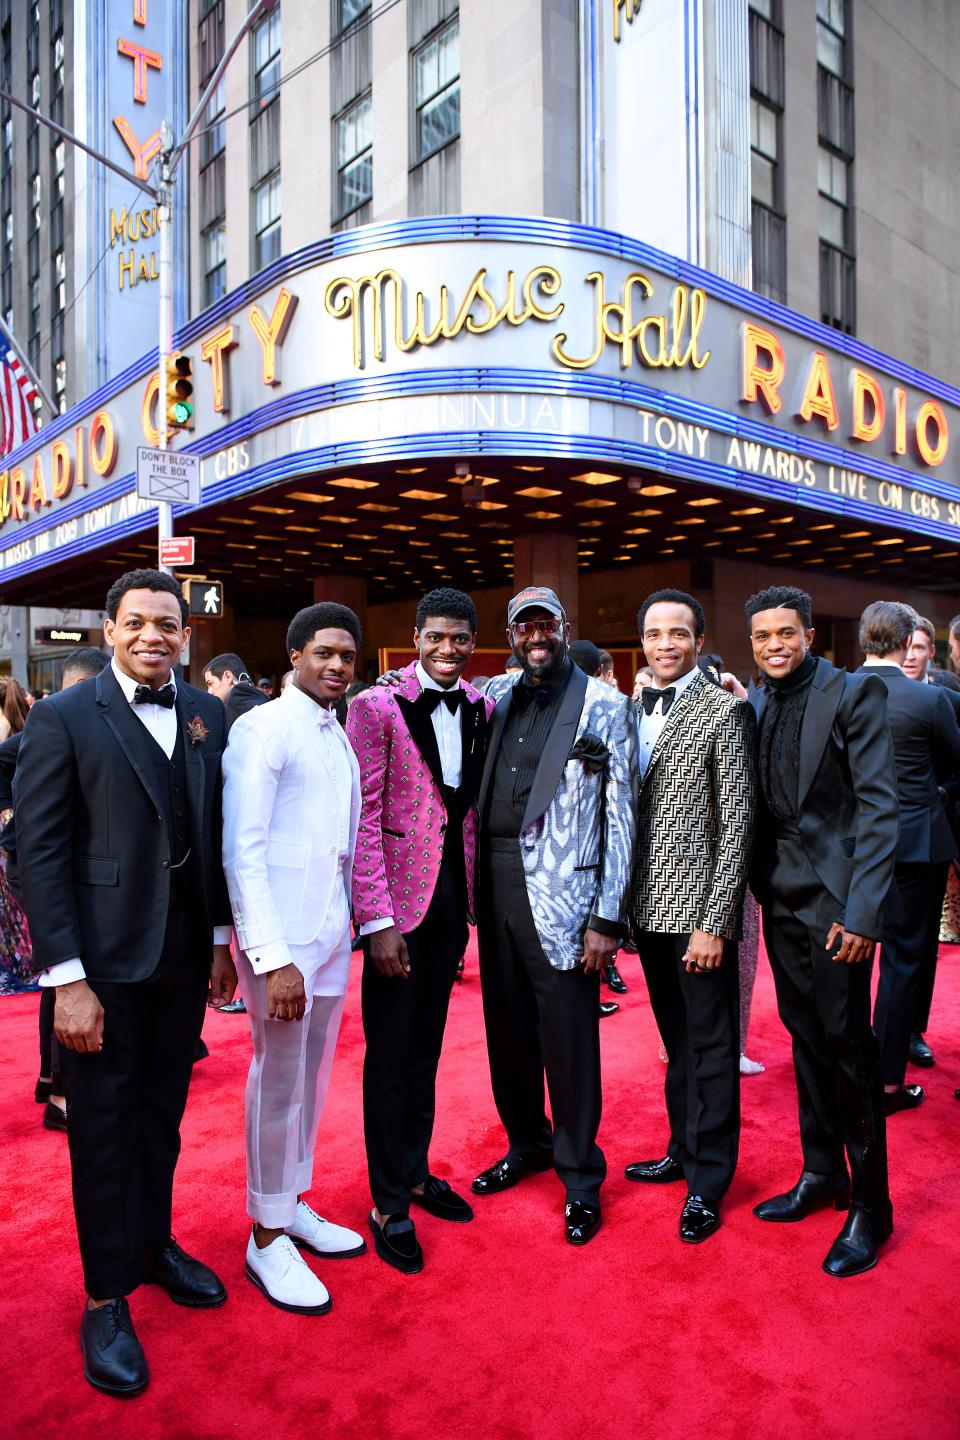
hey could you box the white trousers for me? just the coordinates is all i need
[238,887,351,1227]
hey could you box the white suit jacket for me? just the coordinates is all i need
[222,684,361,974]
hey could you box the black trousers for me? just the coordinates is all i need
[875,861,944,1085]
[912,860,950,1035]
[61,908,208,1298]
[478,839,605,1204]
[361,845,468,1216]
[637,931,740,1203]
[761,835,889,1217]
[39,986,66,1095]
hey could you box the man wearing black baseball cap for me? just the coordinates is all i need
[471,587,638,1246]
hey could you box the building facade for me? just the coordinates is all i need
[0,0,957,685]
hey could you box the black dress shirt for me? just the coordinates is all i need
[485,660,573,838]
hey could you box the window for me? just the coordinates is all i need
[253,173,281,271]
[203,223,226,305]
[816,0,846,75]
[335,92,372,219]
[750,98,778,210]
[253,11,281,110]
[413,18,459,163]
[749,1,785,304]
[200,78,225,168]
[335,0,370,33]
[816,0,854,332]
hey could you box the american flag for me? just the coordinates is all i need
[0,334,38,458]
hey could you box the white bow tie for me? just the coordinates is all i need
[317,706,338,726]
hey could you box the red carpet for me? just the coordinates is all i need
[3,942,958,1440]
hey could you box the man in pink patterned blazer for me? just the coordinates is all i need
[345,588,494,1274]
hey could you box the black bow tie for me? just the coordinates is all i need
[133,683,176,709]
[419,688,462,715]
[640,685,676,716]
[513,682,552,712]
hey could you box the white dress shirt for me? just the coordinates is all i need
[360,663,464,937]
[41,659,231,987]
[637,664,701,778]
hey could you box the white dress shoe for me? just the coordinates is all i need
[245,1232,331,1315]
[286,1200,366,1258]
[740,1054,765,1075]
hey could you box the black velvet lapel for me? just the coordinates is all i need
[522,662,588,830]
[95,665,167,819]
[797,657,846,810]
[396,692,446,795]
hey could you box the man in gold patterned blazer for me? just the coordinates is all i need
[626,588,757,1245]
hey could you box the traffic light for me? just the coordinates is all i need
[165,353,194,432]
[185,578,224,617]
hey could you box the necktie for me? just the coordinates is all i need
[133,683,176,708]
[316,704,337,726]
[513,683,551,713]
[420,688,462,715]
[640,685,676,717]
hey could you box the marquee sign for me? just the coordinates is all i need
[1,217,959,583]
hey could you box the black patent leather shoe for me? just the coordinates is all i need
[80,1299,149,1397]
[603,962,628,994]
[624,1155,685,1184]
[471,1152,552,1195]
[822,1205,893,1278]
[43,1099,68,1132]
[143,1238,227,1307]
[369,1211,423,1274]
[599,1001,620,1017]
[411,1175,474,1223]
[908,1032,935,1068]
[753,1169,850,1222]
[884,1084,924,1115]
[679,1194,720,1243]
[565,1200,602,1246]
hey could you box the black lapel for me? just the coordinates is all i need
[797,658,846,809]
[747,675,767,728]
[95,665,167,818]
[477,682,516,818]
[175,684,207,846]
[396,692,445,795]
[459,691,489,803]
[522,663,588,830]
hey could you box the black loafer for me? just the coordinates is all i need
[80,1299,149,1397]
[411,1176,473,1223]
[822,1205,893,1278]
[599,1001,620,1017]
[884,1083,924,1115]
[143,1238,227,1307]
[35,1077,52,1104]
[472,1152,553,1196]
[624,1155,684,1184]
[43,1099,68,1132]
[603,962,628,994]
[565,1200,602,1246]
[369,1212,423,1274]
[679,1194,720,1244]
[753,1169,850,1222]
[908,1033,934,1068]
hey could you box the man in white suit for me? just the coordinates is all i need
[223,602,366,1314]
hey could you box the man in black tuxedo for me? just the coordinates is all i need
[203,651,269,732]
[858,601,960,1113]
[15,569,237,1396]
[747,585,898,1278]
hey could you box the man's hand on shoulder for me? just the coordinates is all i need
[54,978,105,1053]
[369,924,411,979]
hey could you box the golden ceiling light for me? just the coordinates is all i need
[803,558,825,565]
[932,551,954,559]
[260,555,283,563]
[578,520,604,528]
[787,539,813,546]
[516,487,562,499]
[882,557,904,565]
[528,510,562,520]
[716,525,742,533]
[358,502,399,513]
[770,516,795,525]
[408,540,431,548]
[318,515,355,525]
[192,526,224,535]
[226,542,257,550]
[807,522,834,531]
[638,484,676,497]
[686,497,722,507]
[327,477,379,490]
[769,552,791,560]
[249,505,294,515]
[383,523,416,532]
[835,562,853,569]
[514,464,545,472]
[421,512,458,521]
[661,547,675,554]
[370,547,392,555]
[284,524,314,533]
[473,501,508,511]
[438,531,469,538]
[703,541,723,548]
[875,537,903,546]
[252,534,283,542]
[571,471,621,486]
[664,534,685,542]
[755,532,777,540]
[453,546,474,553]
[905,545,932,552]
[613,554,632,561]
[342,554,362,562]
[631,508,662,517]
[348,533,376,542]
[842,531,870,539]
[576,498,617,509]
[400,489,447,501]
[448,472,499,487]
[396,466,427,474]
[316,541,344,549]
[731,507,764,516]
[823,545,845,553]
[288,492,335,504]
[851,551,874,559]
[288,550,311,557]
[624,527,651,535]
[676,518,706,526]
[736,546,760,554]
[222,516,257,525]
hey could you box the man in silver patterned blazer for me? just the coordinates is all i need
[470,586,638,1247]
[626,588,757,1244]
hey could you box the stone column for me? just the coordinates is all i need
[313,575,369,674]
[512,531,580,636]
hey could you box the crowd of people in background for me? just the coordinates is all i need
[3,567,960,1397]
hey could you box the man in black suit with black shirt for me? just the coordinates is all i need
[203,651,269,731]
[747,586,898,1278]
[15,570,237,1397]
[860,602,960,1106]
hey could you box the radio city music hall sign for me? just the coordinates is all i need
[1,235,957,541]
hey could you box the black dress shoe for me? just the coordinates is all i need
[80,1299,149,1397]
[624,1155,684,1184]
[599,1001,620,1017]
[411,1175,474,1223]
[908,1032,935,1067]
[753,1169,850,1222]
[143,1238,227,1307]
[368,1211,423,1274]
[679,1194,720,1243]
[565,1200,602,1245]
[603,961,628,994]
[471,1152,552,1195]
[34,1077,52,1103]
[43,1099,68,1132]
[884,1083,924,1115]
[822,1204,893,1278]
[192,1038,209,1063]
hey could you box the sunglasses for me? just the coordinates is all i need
[511,617,563,637]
